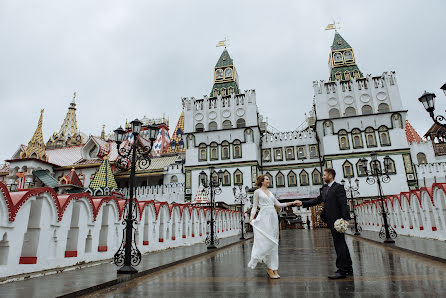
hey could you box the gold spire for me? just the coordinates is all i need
[47,92,84,148]
[101,124,106,140]
[21,109,48,161]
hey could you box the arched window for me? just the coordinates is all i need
[417,153,427,164]
[276,172,285,187]
[329,108,340,118]
[210,142,218,160]
[221,141,230,160]
[274,148,283,161]
[312,169,322,185]
[236,118,246,128]
[335,72,342,80]
[265,172,273,188]
[170,175,178,183]
[213,89,218,97]
[287,171,297,187]
[385,158,396,174]
[299,170,309,186]
[353,70,360,79]
[233,140,242,158]
[378,126,391,146]
[365,127,377,147]
[208,121,218,131]
[345,107,356,117]
[344,71,351,80]
[170,140,177,151]
[222,170,231,186]
[228,87,234,94]
[352,129,363,148]
[178,140,184,149]
[378,103,390,113]
[198,143,207,161]
[222,120,232,129]
[343,161,354,178]
[233,169,243,185]
[221,88,226,96]
[338,130,350,150]
[356,160,367,177]
[362,105,373,115]
[195,123,204,132]
[262,149,271,162]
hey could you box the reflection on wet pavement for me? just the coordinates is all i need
[86,230,446,297]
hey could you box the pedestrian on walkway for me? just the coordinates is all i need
[248,175,300,279]
[296,168,353,279]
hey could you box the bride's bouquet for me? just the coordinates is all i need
[334,218,349,233]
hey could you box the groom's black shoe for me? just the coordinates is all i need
[328,271,347,279]
[345,269,353,276]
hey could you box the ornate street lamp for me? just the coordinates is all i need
[418,85,446,140]
[360,152,397,243]
[200,166,223,249]
[113,119,159,274]
[233,184,250,239]
[341,177,361,236]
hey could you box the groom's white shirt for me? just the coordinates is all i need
[327,180,335,188]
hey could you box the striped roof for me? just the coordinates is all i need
[193,185,209,204]
[88,156,118,190]
[405,120,422,144]
[168,108,185,153]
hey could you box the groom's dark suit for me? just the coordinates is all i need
[302,182,353,273]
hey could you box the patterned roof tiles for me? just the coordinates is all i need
[168,108,185,153]
[88,156,118,190]
[405,120,423,144]
[46,145,84,167]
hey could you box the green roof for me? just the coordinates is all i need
[88,157,118,190]
[331,31,352,51]
[215,49,233,68]
[210,81,240,97]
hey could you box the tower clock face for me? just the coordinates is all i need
[216,69,224,79]
[224,68,233,78]
[344,51,353,61]
[333,52,343,62]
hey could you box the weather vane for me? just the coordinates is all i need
[216,37,230,48]
[325,21,341,31]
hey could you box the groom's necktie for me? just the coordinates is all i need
[325,185,330,195]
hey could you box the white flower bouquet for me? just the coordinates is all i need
[334,218,349,233]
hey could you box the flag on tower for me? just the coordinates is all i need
[216,40,226,47]
[325,23,335,30]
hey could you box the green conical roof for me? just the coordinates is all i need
[215,49,233,68]
[331,32,352,51]
[329,31,363,82]
[88,156,118,190]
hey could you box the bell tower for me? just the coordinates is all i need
[210,48,240,97]
[328,32,363,82]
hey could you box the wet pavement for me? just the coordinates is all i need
[0,234,246,298]
[347,230,446,261]
[85,229,446,297]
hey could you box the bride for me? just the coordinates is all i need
[248,175,299,279]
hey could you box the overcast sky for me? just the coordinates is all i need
[1,0,445,163]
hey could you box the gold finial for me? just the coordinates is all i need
[101,124,106,140]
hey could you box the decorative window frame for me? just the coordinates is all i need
[416,152,427,164]
[234,169,243,186]
[221,141,230,160]
[342,160,354,178]
[274,148,283,161]
[222,120,232,129]
[309,145,318,159]
[236,118,246,128]
[222,170,231,186]
[365,127,377,147]
[361,105,373,115]
[299,170,309,186]
[378,126,391,146]
[287,171,297,187]
[210,142,218,160]
[386,157,397,175]
[356,160,367,177]
[285,146,295,160]
[208,121,218,131]
[351,129,363,149]
[262,148,272,162]
[198,143,207,161]
[297,146,307,159]
[338,130,350,150]
[276,171,285,188]
[195,123,204,132]
[312,169,322,185]
[233,140,242,159]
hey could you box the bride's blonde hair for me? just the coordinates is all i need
[255,175,268,188]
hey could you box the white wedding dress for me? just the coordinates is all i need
[248,189,288,270]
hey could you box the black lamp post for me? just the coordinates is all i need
[418,85,446,139]
[113,119,159,274]
[341,177,361,236]
[360,152,397,243]
[233,184,249,240]
[200,166,223,249]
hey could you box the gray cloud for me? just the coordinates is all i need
[1,0,445,163]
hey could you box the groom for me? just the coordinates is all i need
[297,168,353,279]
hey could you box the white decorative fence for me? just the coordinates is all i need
[355,183,446,241]
[0,182,240,279]
[119,183,185,204]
